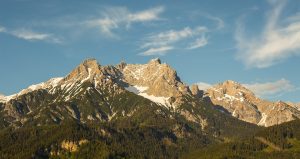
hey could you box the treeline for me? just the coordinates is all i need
[0,119,210,159]
[184,120,300,159]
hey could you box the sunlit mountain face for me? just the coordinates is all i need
[1,0,300,158]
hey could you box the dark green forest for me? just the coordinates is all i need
[1,119,300,158]
[185,120,300,159]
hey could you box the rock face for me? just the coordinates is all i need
[121,58,190,107]
[190,84,203,98]
[287,102,300,110]
[0,94,6,103]
[205,80,300,127]
[60,139,88,152]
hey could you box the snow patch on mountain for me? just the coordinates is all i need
[258,113,268,127]
[215,93,245,104]
[125,85,148,94]
[0,77,63,103]
[82,68,92,83]
[125,85,172,108]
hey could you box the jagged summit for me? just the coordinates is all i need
[64,58,101,81]
[117,60,127,70]
[206,80,300,126]
[82,58,100,68]
[122,58,190,107]
[212,80,255,97]
[148,58,161,65]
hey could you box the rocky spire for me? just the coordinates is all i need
[82,58,100,69]
[148,58,161,65]
[116,60,127,70]
[64,58,101,81]
[190,84,203,98]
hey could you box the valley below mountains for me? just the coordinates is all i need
[1,58,300,159]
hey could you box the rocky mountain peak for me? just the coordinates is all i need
[205,80,300,127]
[122,59,179,90]
[210,80,256,99]
[82,58,100,69]
[190,84,203,98]
[148,58,161,65]
[274,101,291,108]
[122,58,190,108]
[116,61,127,70]
[222,80,247,90]
[64,58,101,81]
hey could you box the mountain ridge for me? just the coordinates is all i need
[204,80,300,126]
[0,58,299,127]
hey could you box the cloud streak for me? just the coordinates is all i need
[187,36,208,49]
[205,15,224,30]
[0,26,62,43]
[235,0,300,68]
[0,26,6,32]
[140,26,208,56]
[11,29,61,43]
[139,46,173,56]
[85,6,164,38]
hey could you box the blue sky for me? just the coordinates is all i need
[0,0,300,102]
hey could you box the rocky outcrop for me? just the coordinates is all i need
[190,84,203,98]
[53,139,89,154]
[205,80,300,127]
[0,94,6,103]
[121,58,190,107]
[287,102,300,110]
[64,58,101,81]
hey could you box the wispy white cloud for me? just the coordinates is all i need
[142,26,207,48]
[0,26,62,43]
[205,15,224,30]
[11,29,55,42]
[140,26,208,55]
[187,36,208,49]
[85,6,164,38]
[0,26,6,32]
[139,46,173,56]
[235,0,300,68]
[188,12,225,30]
[128,6,164,22]
[243,79,295,97]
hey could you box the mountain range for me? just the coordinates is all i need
[1,58,298,127]
[0,58,300,159]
